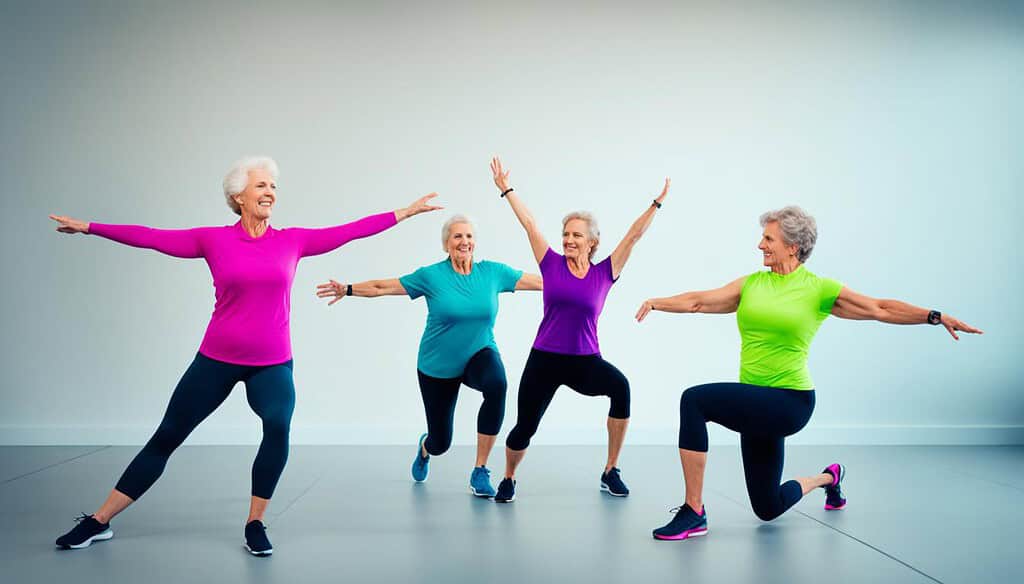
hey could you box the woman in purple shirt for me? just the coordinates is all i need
[48,157,440,555]
[489,157,669,503]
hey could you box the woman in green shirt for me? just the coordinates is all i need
[317,214,542,498]
[636,206,982,541]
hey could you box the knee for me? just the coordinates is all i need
[146,423,187,454]
[261,415,291,441]
[609,380,630,419]
[482,375,508,400]
[679,385,705,416]
[506,426,532,451]
[426,432,453,456]
[751,500,784,522]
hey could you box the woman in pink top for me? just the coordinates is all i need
[49,157,441,556]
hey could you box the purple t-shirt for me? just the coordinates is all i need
[532,248,617,355]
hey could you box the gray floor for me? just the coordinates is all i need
[3,445,1021,583]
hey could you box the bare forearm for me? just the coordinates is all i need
[649,293,701,314]
[875,299,931,324]
[351,280,395,298]
[625,206,658,245]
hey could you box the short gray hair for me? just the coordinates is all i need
[441,214,475,252]
[562,210,600,259]
[223,156,279,215]
[759,205,817,262]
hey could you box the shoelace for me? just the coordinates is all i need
[73,513,93,523]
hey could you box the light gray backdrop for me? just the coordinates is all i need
[2,0,1020,445]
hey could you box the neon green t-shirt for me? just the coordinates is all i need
[736,266,842,390]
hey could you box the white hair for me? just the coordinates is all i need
[759,205,818,262]
[562,210,600,259]
[441,214,475,252]
[223,156,279,215]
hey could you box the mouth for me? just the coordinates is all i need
[258,200,273,208]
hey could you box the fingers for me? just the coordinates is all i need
[328,296,342,306]
[657,178,671,201]
[943,323,960,341]
[635,301,652,322]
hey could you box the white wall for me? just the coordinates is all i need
[2,0,1021,445]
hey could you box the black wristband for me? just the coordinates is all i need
[652,200,662,209]
[501,188,514,198]
[346,284,353,297]
[927,309,941,325]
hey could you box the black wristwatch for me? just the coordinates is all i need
[346,284,353,297]
[927,310,942,325]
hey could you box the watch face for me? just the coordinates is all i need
[929,311,941,325]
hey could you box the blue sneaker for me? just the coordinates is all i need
[600,467,630,497]
[411,433,429,482]
[469,466,496,498]
[494,477,516,503]
[653,503,709,541]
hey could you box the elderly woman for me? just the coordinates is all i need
[490,156,669,503]
[49,157,440,556]
[638,205,982,541]
[316,214,542,497]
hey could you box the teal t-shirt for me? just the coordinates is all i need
[399,259,523,378]
[736,266,843,390]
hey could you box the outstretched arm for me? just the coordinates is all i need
[299,193,443,257]
[610,178,669,279]
[491,157,548,264]
[831,287,982,340]
[316,278,408,305]
[50,214,203,259]
[514,273,543,291]
[635,276,746,322]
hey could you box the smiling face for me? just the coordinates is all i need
[758,220,799,267]
[233,168,277,221]
[445,222,475,263]
[562,218,596,261]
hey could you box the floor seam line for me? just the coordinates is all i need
[0,446,111,487]
[793,509,945,584]
[270,473,324,522]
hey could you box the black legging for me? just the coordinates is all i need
[418,348,507,456]
[678,382,815,521]
[115,353,296,500]
[506,348,630,451]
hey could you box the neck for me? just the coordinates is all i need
[240,213,269,238]
[450,256,472,274]
[567,254,590,273]
[771,259,801,275]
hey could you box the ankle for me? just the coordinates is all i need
[92,512,110,524]
[685,499,703,514]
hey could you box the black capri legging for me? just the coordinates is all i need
[679,382,815,522]
[116,352,295,501]
[418,348,508,456]
[506,348,630,451]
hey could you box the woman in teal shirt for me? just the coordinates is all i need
[636,206,982,541]
[317,215,542,497]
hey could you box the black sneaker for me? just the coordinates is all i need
[822,463,847,510]
[244,520,273,556]
[600,467,630,497]
[55,514,114,549]
[652,503,709,541]
[494,477,516,503]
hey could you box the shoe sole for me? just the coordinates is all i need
[825,503,846,511]
[469,486,495,499]
[59,529,114,549]
[600,483,629,497]
[494,495,515,503]
[243,542,273,557]
[653,527,709,541]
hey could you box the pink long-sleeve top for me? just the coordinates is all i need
[88,213,397,366]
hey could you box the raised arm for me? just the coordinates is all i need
[316,278,408,306]
[610,178,670,279]
[635,276,746,322]
[50,214,204,259]
[514,273,543,291]
[299,193,442,257]
[830,286,982,340]
[491,157,548,264]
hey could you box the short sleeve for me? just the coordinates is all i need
[489,261,524,293]
[539,248,560,275]
[819,277,843,314]
[595,255,616,282]
[399,266,432,300]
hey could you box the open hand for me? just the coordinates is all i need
[491,157,511,192]
[316,279,347,306]
[49,214,89,234]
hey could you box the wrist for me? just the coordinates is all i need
[346,284,353,297]
[927,309,942,325]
